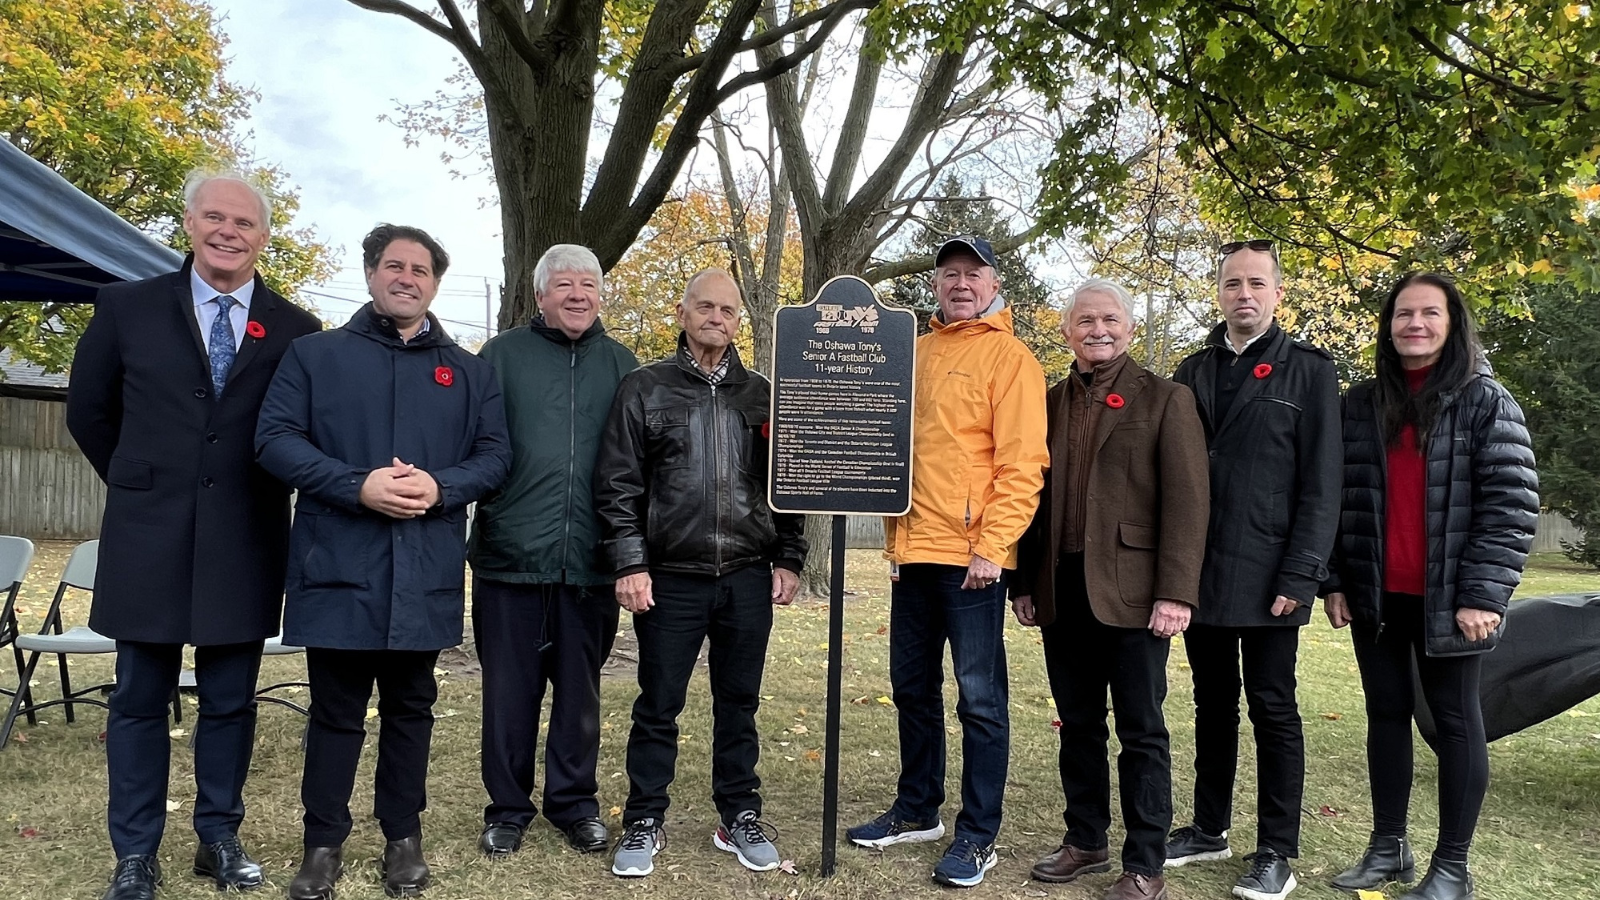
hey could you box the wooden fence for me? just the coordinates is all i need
[0,396,105,540]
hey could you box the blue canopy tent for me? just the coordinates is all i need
[0,140,181,400]
[0,139,181,306]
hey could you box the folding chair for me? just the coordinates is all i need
[0,541,181,748]
[0,536,38,723]
[1,540,113,747]
[258,635,311,717]
[180,634,311,751]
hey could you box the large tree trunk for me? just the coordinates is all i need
[478,5,594,329]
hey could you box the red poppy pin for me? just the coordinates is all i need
[1106,393,1126,408]
[1253,363,1273,379]
[245,321,266,339]
[760,421,771,439]
[434,366,454,387]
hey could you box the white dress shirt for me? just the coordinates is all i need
[190,268,256,354]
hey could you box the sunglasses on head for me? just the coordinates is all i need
[1219,239,1277,257]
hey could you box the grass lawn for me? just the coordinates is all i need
[2,546,1598,900]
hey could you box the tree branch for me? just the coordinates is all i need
[345,0,455,42]
[671,0,876,76]
[478,0,555,74]
[862,220,1048,284]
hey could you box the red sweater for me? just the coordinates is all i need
[1383,366,1432,595]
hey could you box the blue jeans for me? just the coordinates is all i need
[888,563,1009,845]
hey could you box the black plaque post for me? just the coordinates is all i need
[768,275,916,877]
[821,513,846,875]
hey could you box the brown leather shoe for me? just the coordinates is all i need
[381,833,431,897]
[1032,844,1111,883]
[1105,872,1168,900]
[288,846,342,900]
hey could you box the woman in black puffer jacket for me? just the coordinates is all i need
[1322,273,1537,900]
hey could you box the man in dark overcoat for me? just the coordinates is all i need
[1165,241,1341,900]
[1012,279,1209,900]
[255,224,510,900]
[67,171,322,900]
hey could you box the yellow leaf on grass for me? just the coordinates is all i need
[876,696,893,706]
[1357,891,1386,900]
[365,708,378,720]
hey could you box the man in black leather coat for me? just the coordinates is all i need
[594,268,807,879]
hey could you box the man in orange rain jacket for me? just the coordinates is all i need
[849,234,1048,889]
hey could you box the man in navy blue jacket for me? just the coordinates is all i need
[256,224,510,900]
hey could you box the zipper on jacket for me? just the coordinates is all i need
[1373,390,1389,640]
[560,342,578,580]
[711,382,723,574]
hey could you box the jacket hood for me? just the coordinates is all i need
[531,313,608,345]
[346,301,456,350]
[930,303,1015,337]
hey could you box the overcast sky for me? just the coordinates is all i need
[211,1,504,334]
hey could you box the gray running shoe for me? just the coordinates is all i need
[611,819,664,877]
[713,810,780,872]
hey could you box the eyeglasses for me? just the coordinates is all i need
[1219,239,1277,258]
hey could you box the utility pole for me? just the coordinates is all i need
[484,278,493,338]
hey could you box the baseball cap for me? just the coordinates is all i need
[934,234,998,269]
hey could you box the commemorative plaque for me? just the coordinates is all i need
[768,275,916,877]
[768,275,916,516]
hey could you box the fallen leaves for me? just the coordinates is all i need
[778,859,799,875]
[1357,891,1385,900]
[1321,712,1343,721]
[1318,805,1341,817]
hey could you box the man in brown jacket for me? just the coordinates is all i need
[1012,279,1209,900]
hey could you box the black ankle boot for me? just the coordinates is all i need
[1331,834,1416,892]
[1401,857,1474,900]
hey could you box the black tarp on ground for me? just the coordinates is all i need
[0,138,181,305]
[1415,593,1600,745]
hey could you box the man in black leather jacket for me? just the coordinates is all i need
[594,268,807,879]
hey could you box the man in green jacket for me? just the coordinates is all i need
[468,244,639,857]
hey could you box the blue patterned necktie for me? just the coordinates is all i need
[209,294,237,398]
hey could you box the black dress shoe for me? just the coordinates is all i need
[562,816,609,854]
[382,833,431,897]
[479,822,524,858]
[103,855,162,900]
[1401,856,1474,900]
[194,835,265,890]
[1332,834,1416,892]
[288,846,343,900]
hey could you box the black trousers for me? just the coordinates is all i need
[1041,554,1173,877]
[1184,623,1305,856]
[623,564,772,825]
[474,577,620,829]
[301,648,441,846]
[1352,593,1488,863]
[106,640,263,856]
